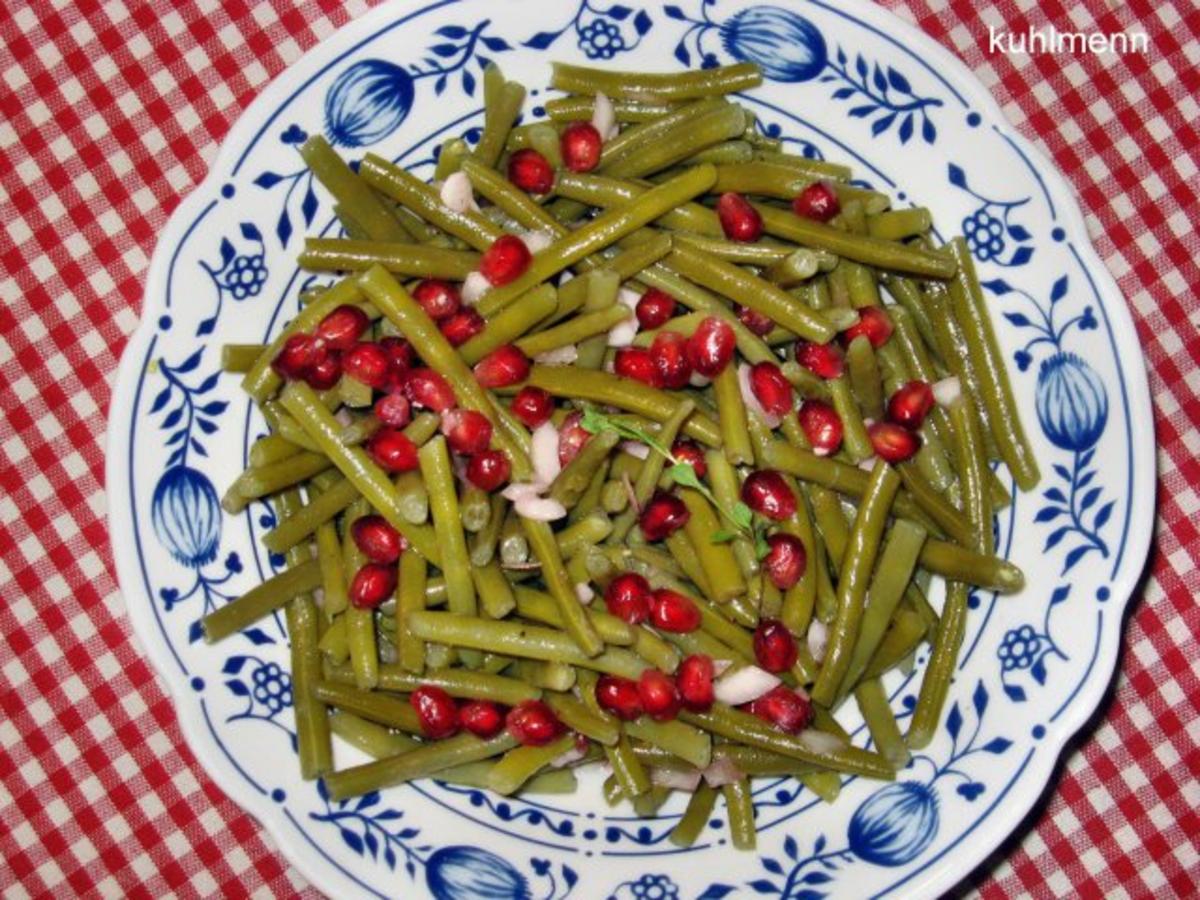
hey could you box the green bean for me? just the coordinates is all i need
[329,710,419,759]
[517,306,631,358]
[313,681,421,734]
[460,485,492,534]
[202,559,320,643]
[513,586,634,647]
[712,160,810,198]
[544,95,678,122]
[948,398,992,556]
[246,436,300,469]
[319,615,348,664]
[299,239,479,279]
[262,477,357,554]
[475,68,526,168]
[459,284,558,365]
[705,450,759,581]
[488,734,576,795]
[662,530,713,597]
[762,249,821,288]
[439,762,577,794]
[603,103,747,179]
[710,364,755,466]
[600,99,726,167]
[713,745,818,778]
[498,508,530,566]
[826,376,874,463]
[893,463,962,544]
[881,276,941,363]
[723,779,757,850]
[845,335,885,420]
[526,121,565,167]
[433,136,471,180]
[545,693,620,746]
[570,460,611,523]
[907,581,969,749]
[862,609,923,680]
[549,429,620,508]
[332,662,543,708]
[326,731,518,800]
[625,718,711,769]
[551,61,762,101]
[225,452,332,511]
[299,135,412,241]
[420,434,478,628]
[556,510,615,557]
[683,139,755,165]
[472,560,517,620]
[342,500,380,689]
[673,233,792,264]
[852,677,910,768]
[510,659,577,692]
[752,149,852,182]
[221,343,265,373]
[918,538,1024,592]
[554,173,721,236]
[868,208,932,241]
[812,461,900,705]
[391,470,428,525]
[630,626,682,674]
[396,551,427,673]
[670,782,717,847]
[469,493,507,566]
[461,158,563,235]
[524,512,606,654]
[677,488,744,602]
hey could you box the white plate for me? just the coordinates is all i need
[107,2,1155,897]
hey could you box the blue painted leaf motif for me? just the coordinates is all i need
[1080,487,1101,511]
[149,387,172,414]
[562,865,578,888]
[434,74,448,95]
[199,400,228,416]
[482,36,511,51]
[606,5,632,20]
[749,880,780,894]
[1080,448,1095,469]
[973,680,989,717]
[1093,501,1115,530]
[340,828,364,855]
[633,10,652,35]
[698,887,736,900]
[1031,655,1048,684]
[871,113,896,136]
[1076,470,1096,490]
[436,25,468,38]
[981,278,1014,295]
[226,679,249,697]
[803,871,833,884]
[165,430,185,446]
[1004,683,1027,702]
[429,43,459,58]
[947,163,967,189]
[1062,545,1091,573]
[239,222,262,242]
[832,87,855,100]
[195,419,217,434]
[946,702,963,740]
[1051,275,1069,302]
[663,5,686,20]
[223,656,249,674]
[956,782,985,801]
[762,858,784,875]
[187,620,204,643]
[1053,463,1072,481]
[922,117,936,143]
[887,66,912,93]
[317,778,330,801]
[301,182,318,226]
[784,835,798,860]
[161,407,183,430]
[849,105,876,118]
[855,54,868,78]
[276,210,293,246]
[872,64,887,93]
[196,372,219,393]
[524,31,560,49]
[794,891,825,900]
[982,736,1013,753]
[384,844,396,870]
[253,171,284,188]
[177,348,203,373]
[1044,486,1067,503]
[1034,507,1063,523]
[462,69,476,96]
[1044,527,1069,551]
[219,238,235,265]
[355,791,380,811]
[674,42,691,65]
[1004,312,1032,327]
[363,830,379,859]
[1008,223,1032,241]
[1009,245,1034,266]
[1050,585,1071,604]
[374,809,402,821]
[242,627,274,646]
[836,46,847,66]
[191,440,207,457]
[898,113,913,143]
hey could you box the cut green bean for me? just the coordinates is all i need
[299,239,479,278]
[723,779,757,850]
[202,559,320,643]
[327,731,518,800]
[551,61,762,101]
[907,581,969,749]
[625,718,711,769]
[488,734,576,795]
[459,284,558,365]
[300,135,412,241]
[670,781,717,847]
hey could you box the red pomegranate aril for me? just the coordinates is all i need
[762,533,807,591]
[753,618,799,673]
[670,440,707,479]
[560,121,603,173]
[480,234,533,286]
[411,685,459,739]
[558,411,591,466]
[374,392,412,428]
[352,515,405,564]
[272,333,320,381]
[466,449,511,491]
[412,279,461,321]
[740,470,797,521]
[794,340,845,379]
[603,572,652,625]
[349,563,397,610]
[614,346,661,386]
[716,192,764,242]
[511,386,554,428]
[746,685,813,734]
[404,368,456,412]
[507,148,555,194]
[505,700,563,746]
[636,288,677,329]
[749,361,794,417]
[797,399,843,456]
[649,588,701,633]
[380,336,415,374]
[366,428,420,472]
[842,306,893,349]
[474,345,530,388]
[459,700,505,738]
[304,349,343,390]
[638,669,682,721]
[343,341,391,389]
[887,380,935,431]
[441,408,493,456]
[868,421,921,463]
[316,304,370,350]
[686,316,736,377]
[440,309,485,347]
[676,654,715,712]
[650,330,692,390]
[737,304,774,336]
[639,491,690,542]
[792,181,840,223]
[595,675,643,721]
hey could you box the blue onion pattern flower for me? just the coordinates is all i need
[579,19,627,59]
[1035,352,1108,451]
[151,466,221,567]
[630,874,678,900]
[962,208,1005,261]
[847,781,939,866]
[425,846,530,900]
[720,7,827,82]
[324,60,415,148]
[218,253,267,300]
[251,662,293,713]
[997,625,1043,671]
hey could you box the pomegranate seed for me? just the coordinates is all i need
[650,331,692,390]
[603,572,652,625]
[639,491,690,542]
[349,563,397,609]
[750,361,794,417]
[762,533,807,590]
[404,368,456,412]
[440,309,485,347]
[716,192,764,242]
[794,340,845,379]
[638,669,682,721]
[887,380,935,431]
[272,333,319,381]
[474,345,530,388]
[412,279,461,321]
[560,121,603,172]
[505,700,563,746]
[441,408,493,456]
[741,470,797,521]
[466,449,511,491]
[557,411,591,466]
[511,386,554,428]
[304,349,343,390]
[411,685,459,739]
[670,440,707,479]
[343,341,391,389]
[649,588,701,633]
[352,515,404,564]
[746,685,813,734]
[459,700,505,738]
[480,234,533,286]
[366,428,419,472]
[792,181,840,223]
[797,399,843,456]
[380,336,415,374]
[842,307,893,349]
[507,148,556,194]
[595,675,643,721]
[316,304,370,350]
[614,346,661,387]
[868,421,921,463]
[753,618,799,673]
[676,654,715,712]
[374,392,412,428]
[686,316,736,377]
[635,289,677,330]
[737,304,774,336]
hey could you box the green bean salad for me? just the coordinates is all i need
[205,60,1038,850]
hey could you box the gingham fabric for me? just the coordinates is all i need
[0,0,1196,896]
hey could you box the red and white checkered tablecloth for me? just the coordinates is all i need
[1,0,1196,896]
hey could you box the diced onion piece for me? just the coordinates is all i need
[520,229,555,255]
[574,583,594,604]
[592,91,618,141]
[502,482,541,503]
[607,288,643,347]
[798,729,845,756]
[650,767,702,792]
[551,741,589,768]
[461,271,491,306]
[620,440,650,460]
[932,376,962,407]
[711,659,735,678]
[807,620,828,665]
[702,755,744,788]
[737,362,781,429]
[713,665,781,706]
[534,345,579,366]
[439,171,479,213]
[530,421,562,488]
[514,494,568,521]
